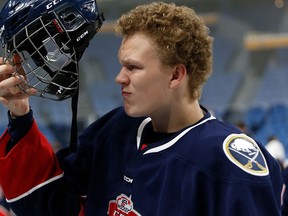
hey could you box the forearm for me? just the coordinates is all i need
[6,108,34,154]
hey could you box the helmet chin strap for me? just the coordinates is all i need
[69,63,79,152]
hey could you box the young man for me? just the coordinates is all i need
[0,1,283,215]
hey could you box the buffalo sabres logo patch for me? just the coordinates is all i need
[223,134,269,176]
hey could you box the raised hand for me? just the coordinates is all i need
[0,56,36,117]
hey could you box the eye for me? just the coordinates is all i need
[127,65,139,71]
[127,65,136,71]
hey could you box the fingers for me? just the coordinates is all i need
[0,59,36,95]
[0,89,28,104]
[13,54,26,77]
[0,75,33,113]
[0,76,25,96]
[13,54,22,64]
[0,56,27,90]
[0,64,14,76]
[0,56,32,117]
[0,55,26,77]
[0,57,7,65]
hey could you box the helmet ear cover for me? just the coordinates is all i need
[0,0,104,101]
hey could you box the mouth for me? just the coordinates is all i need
[121,90,131,97]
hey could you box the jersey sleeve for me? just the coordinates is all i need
[178,158,282,216]
[0,120,83,215]
[0,120,64,201]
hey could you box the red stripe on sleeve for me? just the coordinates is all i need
[0,121,63,200]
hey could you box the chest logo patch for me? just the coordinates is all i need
[108,194,141,216]
[223,134,269,176]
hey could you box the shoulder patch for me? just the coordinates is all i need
[223,134,269,176]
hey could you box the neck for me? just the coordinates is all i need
[151,101,204,133]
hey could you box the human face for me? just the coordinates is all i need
[115,33,174,118]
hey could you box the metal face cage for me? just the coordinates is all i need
[2,11,79,101]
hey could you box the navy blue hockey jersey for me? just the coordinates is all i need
[0,106,283,215]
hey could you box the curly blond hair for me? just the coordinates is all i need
[114,2,213,100]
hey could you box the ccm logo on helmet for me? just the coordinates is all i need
[76,30,89,42]
[46,0,63,10]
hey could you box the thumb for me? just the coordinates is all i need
[13,53,26,78]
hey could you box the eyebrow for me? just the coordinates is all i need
[118,53,140,65]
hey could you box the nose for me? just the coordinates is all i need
[115,67,129,85]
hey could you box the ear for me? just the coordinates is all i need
[170,64,187,88]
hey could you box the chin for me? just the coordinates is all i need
[123,104,146,118]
